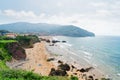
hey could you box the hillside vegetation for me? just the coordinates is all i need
[16,35,40,48]
[0,22,95,37]
[0,69,73,80]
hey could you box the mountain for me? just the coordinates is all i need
[0,22,95,37]
[0,30,10,35]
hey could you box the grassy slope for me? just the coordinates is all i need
[0,40,16,70]
[0,40,17,43]
[0,69,70,80]
[0,40,16,61]
[0,60,9,70]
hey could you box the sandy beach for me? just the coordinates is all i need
[7,41,56,76]
[6,37,106,80]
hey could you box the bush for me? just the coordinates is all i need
[70,76,78,80]
[15,35,40,48]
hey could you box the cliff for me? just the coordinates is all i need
[0,41,26,61]
[5,42,26,60]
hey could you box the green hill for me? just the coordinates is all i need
[0,22,95,37]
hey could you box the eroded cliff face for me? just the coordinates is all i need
[6,42,26,60]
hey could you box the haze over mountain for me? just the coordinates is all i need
[0,22,95,37]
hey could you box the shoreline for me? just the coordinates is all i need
[6,36,108,80]
[45,40,105,79]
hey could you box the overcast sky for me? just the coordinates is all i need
[0,0,120,35]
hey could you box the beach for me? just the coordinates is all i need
[45,39,105,79]
[6,41,56,76]
[6,36,107,80]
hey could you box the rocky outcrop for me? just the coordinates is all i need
[6,42,26,60]
[49,63,70,76]
[58,63,70,71]
[49,68,67,76]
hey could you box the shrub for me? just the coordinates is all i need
[70,76,78,80]
[15,35,40,48]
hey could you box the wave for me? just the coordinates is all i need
[63,43,72,47]
[84,55,92,60]
[117,73,120,76]
[52,37,58,40]
[84,58,90,63]
[83,51,92,56]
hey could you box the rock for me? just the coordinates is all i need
[49,68,67,76]
[71,65,76,71]
[52,40,60,43]
[71,65,76,69]
[79,67,94,73]
[46,39,50,43]
[88,75,94,80]
[79,68,86,73]
[58,63,70,71]
[47,58,55,62]
[85,67,94,72]
[58,60,63,64]
[73,73,77,75]
[62,41,67,43]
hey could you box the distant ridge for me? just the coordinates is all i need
[0,22,95,37]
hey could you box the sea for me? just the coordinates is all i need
[55,36,120,80]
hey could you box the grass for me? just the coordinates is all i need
[0,40,17,43]
[0,47,12,61]
[0,39,17,61]
[0,69,72,80]
[0,60,9,70]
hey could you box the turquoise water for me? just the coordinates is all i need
[56,36,120,80]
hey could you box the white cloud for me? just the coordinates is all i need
[1,9,120,35]
[95,9,112,16]
[1,10,80,24]
[90,2,107,7]
[3,10,37,18]
[57,2,63,7]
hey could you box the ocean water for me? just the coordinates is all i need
[55,36,120,80]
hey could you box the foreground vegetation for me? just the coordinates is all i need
[0,69,76,80]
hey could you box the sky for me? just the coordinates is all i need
[0,0,120,35]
